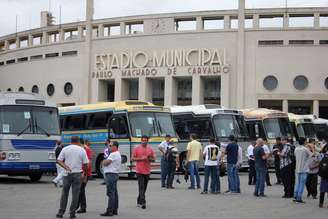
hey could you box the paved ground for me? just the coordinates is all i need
[0,173,327,219]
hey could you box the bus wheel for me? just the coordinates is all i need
[96,155,105,178]
[29,173,42,182]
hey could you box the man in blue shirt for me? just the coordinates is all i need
[222,135,240,193]
[253,138,269,197]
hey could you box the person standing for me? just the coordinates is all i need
[186,133,202,189]
[100,141,121,216]
[289,138,297,194]
[158,134,171,188]
[293,137,313,203]
[53,140,64,187]
[201,138,220,194]
[263,139,272,186]
[76,139,93,213]
[101,138,112,185]
[165,141,179,189]
[132,136,155,209]
[247,141,256,185]
[306,139,320,199]
[278,137,294,198]
[253,138,268,197]
[272,137,283,184]
[215,142,222,194]
[222,135,240,193]
[56,136,89,219]
[319,137,328,208]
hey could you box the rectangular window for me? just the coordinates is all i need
[230,16,238,29]
[64,29,78,40]
[289,14,314,28]
[175,19,196,31]
[30,55,43,60]
[93,27,99,37]
[110,25,121,36]
[319,40,328,45]
[87,112,111,130]
[6,59,15,64]
[49,32,59,43]
[320,14,328,27]
[126,22,144,34]
[289,40,314,45]
[245,15,253,28]
[0,42,4,51]
[62,51,78,56]
[9,41,16,50]
[33,36,41,45]
[64,114,86,131]
[19,39,28,48]
[45,53,59,58]
[259,15,283,28]
[18,57,28,62]
[203,17,224,30]
[258,40,284,46]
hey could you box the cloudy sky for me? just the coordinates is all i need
[0,0,328,36]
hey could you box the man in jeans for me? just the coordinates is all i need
[132,136,155,209]
[278,137,294,198]
[56,136,89,219]
[101,141,121,217]
[158,134,171,188]
[186,133,202,189]
[253,138,268,197]
[201,138,220,194]
[222,135,240,193]
[293,137,313,203]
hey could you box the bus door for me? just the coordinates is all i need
[107,113,130,170]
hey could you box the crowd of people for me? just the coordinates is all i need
[53,133,328,218]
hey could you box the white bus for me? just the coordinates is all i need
[170,105,250,167]
[0,92,60,181]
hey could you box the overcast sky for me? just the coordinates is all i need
[0,0,328,36]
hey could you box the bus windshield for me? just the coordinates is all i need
[263,118,292,139]
[297,123,316,139]
[0,105,60,135]
[213,114,248,139]
[129,112,176,137]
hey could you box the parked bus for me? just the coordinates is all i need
[0,92,60,181]
[170,105,250,167]
[59,100,177,177]
[242,108,293,166]
[313,117,328,137]
[288,113,317,141]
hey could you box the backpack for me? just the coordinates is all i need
[318,153,328,179]
[165,147,178,163]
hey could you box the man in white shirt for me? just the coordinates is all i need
[158,134,171,188]
[201,138,220,194]
[56,136,89,219]
[101,141,122,217]
[263,139,272,186]
[247,142,256,185]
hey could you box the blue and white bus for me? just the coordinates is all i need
[0,92,60,181]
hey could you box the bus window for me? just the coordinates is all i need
[65,114,86,131]
[60,116,65,130]
[173,116,213,140]
[0,106,32,134]
[155,113,176,137]
[87,112,111,130]
[108,116,129,138]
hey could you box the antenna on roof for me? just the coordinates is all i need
[15,15,18,36]
[59,5,62,27]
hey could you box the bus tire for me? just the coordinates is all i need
[96,154,105,178]
[29,173,42,182]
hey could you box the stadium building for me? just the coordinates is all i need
[0,0,328,118]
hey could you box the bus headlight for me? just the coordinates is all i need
[0,152,6,160]
[48,152,56,160]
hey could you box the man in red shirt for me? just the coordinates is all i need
[132,135,155,209]
[76,139,93,214]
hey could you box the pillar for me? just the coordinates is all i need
[164,76,177,106]
[192,75,204,105]
[85,0,94,104]
[78,26,83,39]
[42,32,48,44]
[15,37,20,49]
[4,40,9,50]
[120,22,126,35]
[138,77,152,102]
[28,34,33,47]
[283,100,288,113]
[314,13,320,28]
[98,24,104,37]
[236,0,245,108]
[313,100,319,117]
[253,14,259,29]
[114,78,128,101]
[196,16,203,31]
[224,15,230,29]
[283,13,289,29]
[59,29,65,42]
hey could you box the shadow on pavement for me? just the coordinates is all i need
[0,176,50,184]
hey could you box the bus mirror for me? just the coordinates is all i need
[121,155,128,164]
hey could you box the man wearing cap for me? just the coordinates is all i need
[158,134,171,188]
[132,136,156,209]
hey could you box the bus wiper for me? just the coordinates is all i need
[34,121,51,137]
[17,123,31,136]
